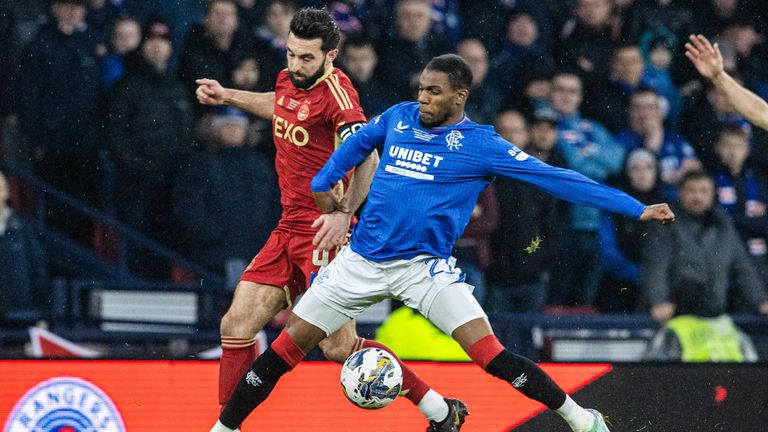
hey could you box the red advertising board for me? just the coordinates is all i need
[0,360,610,431]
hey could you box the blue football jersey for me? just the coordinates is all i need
[312,102,646,261]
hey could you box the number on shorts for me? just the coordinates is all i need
[312,249,330,267]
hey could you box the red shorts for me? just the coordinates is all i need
[241,227,337,304]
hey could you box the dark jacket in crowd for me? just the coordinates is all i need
[16,21,102,154]
[556,22,616,84]
[173,146,281,272]
[598,176,665,312]
[488,150,566,287]
[642,203,768,317]
[350,75,392,118]
[105,57,194,182]
[378,33,453,103]
[178,23,254,99]
[0,210,47,320]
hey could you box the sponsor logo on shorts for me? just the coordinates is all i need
[4,377,126,432]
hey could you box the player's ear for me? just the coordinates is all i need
[455,88,469,105]
[326,48,339,64]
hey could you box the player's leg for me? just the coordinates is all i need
[218,280,287,407]
[319,320,449,423]
[426,284,609,432]
[219,230,293,408]
[214,310,334,432]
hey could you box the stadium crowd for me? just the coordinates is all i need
[2,0,768,327]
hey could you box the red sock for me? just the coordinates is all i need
[360,338,430,405]
[219,336,257,407]
[271,331,306,369]
[466,334,505,369]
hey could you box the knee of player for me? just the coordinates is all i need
[318,339,352,363]
[220,312,258,338]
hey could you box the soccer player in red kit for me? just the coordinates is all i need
[197,7,467,432]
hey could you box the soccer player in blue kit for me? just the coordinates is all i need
[211,54,675,432]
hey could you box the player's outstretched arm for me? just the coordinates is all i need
[195,78,275,120]
[685,35,768,131]
[639,203,675,224]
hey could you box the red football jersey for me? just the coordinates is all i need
[272,67,366,232]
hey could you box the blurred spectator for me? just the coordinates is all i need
[457,38,502,123]
[621,0,694,81]
[426,0,460,45]
[719,19,768,91]
[504,61,555,118]
[179,0,254,102]
[643,170,768,323]
[712,126,768,309]
[173,107,280,274]
[0,0,48,48]
[254,0,295,88]
[549,71,625,307]
[487,9,551,101]
[327,0,365,38]
[645,314,759,362]
[0,172,48,325]
[598,148,664,313]
[339,36,390,117]
[378,0,452,102]
[585,44,681,133]
[557,0,617,84]
[682,80,752,171]
[235,0,267,32]
[622,0,694,46]
[487,111,562,313]
[16,0,103,242]
[118,0,206,66]
[230,54,272,149]
[695,0,750,37]
[0,3,15,122]
[616,88,700,196]
[461,0,565,54]
[454,186,499,306]
[105,17,194,275]
[102,16,142,88]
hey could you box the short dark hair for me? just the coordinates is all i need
[424,54,473,90]
[290,7,341,52]
[341,35,375,55]
[679,170,713,188]
[717,125,749,142]
[631,86,659,101]
[552,68,583,84]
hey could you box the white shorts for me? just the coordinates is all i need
[293,246,487,336]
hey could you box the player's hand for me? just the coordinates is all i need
[640,203,675,224]
[651,302,676,323]
[312,211,352,251]
[195,78,227,106]
[685,34,724,80]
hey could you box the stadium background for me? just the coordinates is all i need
[2,0,768,430]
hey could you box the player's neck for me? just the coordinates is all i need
[306,63,335,89]
[425,111,466,129]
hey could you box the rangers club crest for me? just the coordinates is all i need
[298,103,310,121]
[4,377,126,432]
[445,130,464,151]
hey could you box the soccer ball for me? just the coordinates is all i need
[340,347,403,409]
